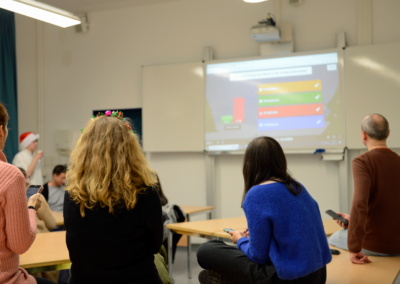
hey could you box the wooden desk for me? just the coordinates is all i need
[170,217,339,239]
[168,217,246,238]
[51,211,64,226]
[327,246,400,284]
[20,231,70,273]
[180,206,214,216]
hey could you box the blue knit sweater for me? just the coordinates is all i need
[237,183,332,280]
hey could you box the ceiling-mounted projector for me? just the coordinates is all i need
[250,14,281,42]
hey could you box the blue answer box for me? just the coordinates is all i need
[258,115,325,131]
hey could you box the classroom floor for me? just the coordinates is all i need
[171,244,203,284]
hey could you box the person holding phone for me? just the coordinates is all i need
[197,137,331,284]
[64,111,164,284]
[17,169,57,234]
[328,114,400,263]
[0,102,56,284]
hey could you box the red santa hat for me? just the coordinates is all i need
[19,132,40,150]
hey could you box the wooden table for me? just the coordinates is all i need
[170,217,340,239]
[180,206,214,217]
[20,231,70,273]
[166,217,341,281]
[51,211,64,226]
[170,217,246,239]
[327,246,400,284]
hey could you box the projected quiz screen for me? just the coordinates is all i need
[205,52,345,151]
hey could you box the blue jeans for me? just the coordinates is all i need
[328,229,400,256]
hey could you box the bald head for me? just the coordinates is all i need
[361,114,389,141]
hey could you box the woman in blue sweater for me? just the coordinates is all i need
[197,137,332,284]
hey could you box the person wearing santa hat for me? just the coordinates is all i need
[12,132,43,186]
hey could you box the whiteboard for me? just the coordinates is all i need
[345,43,400,148]
[142,62,204,152]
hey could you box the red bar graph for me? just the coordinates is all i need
[234,98,245,123]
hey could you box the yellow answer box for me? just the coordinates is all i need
[258,80,322,95]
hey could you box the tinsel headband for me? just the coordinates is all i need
[81,110,133,134]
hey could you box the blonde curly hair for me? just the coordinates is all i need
[65,116,157,217]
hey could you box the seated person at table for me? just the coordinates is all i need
[197,136,331,284]
[42,165,66,212]
[0,102,56,284]
[18,168,57,233]
[329,114,400,263]
[64,111,165,284]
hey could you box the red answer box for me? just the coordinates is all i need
[258,103,323,119]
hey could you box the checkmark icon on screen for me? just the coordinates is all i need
[315,95,320,99]
[317,120,322,124]
[315,83,319,88]
[316,107,321,112]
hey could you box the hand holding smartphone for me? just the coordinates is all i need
[26,185,43,211]
[223,228,234,234]
[26,185,43,200]
[326,210,349,226]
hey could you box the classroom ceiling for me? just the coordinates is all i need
[39,0,188,13]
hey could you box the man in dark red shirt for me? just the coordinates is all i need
[329,114,400,264]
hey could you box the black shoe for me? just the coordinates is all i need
[198,270,236,284]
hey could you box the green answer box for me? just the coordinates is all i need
[221,115,233,124]
[258,92,322,107]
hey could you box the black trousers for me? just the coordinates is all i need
[197,240,326,284]
[33,276,57,284]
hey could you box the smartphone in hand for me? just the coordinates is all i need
[26,185,43,201]
[326,210,349,226]
[223,228,234,234]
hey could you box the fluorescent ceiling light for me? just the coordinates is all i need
[0,0,81,28]
[243,0,268,3]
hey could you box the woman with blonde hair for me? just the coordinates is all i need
[64,111,163,284]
